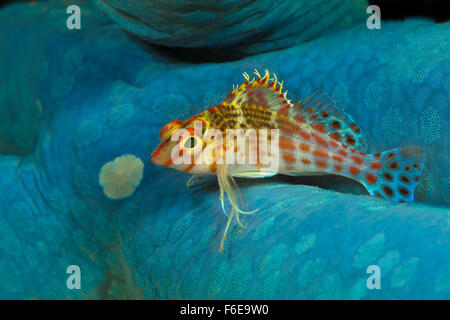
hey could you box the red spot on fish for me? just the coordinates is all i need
[365,172,377,184]
[352,155,363,165]
[400,176,411,184]
[300,144,310,151]
[315,160,327,168]
[321,111,329,118]
[382,185,394,197]
[299,132,310,140]
[332,155,343,162]
[311,114,318,121]
[301,158,311,165]
[374,153,381,159]
[283,154,296,163]
[350,148,356,153]
[307,108,313,113]
[313,134,328,147]
[312,124,326,133]
[370,161,381,170]
[346,135,356,146]
[389,162,398,169]
[330,140,339,148]
[330,133,340,141]
[210,163,217,173]
[331,121,341,129]
[279,137,296,151]
[313,149,328,158]
[349,166,359,175]
[338,150,347,157]
[399,187,410,197]
[350,124,361,133]
[334,165,343,171]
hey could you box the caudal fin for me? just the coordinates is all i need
[362,146,425,202]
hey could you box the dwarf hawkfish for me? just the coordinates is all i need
[151,70,425,251]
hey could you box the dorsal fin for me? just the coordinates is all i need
[292,91,367,151]
[222,69,291,111]
[221,70,367,151]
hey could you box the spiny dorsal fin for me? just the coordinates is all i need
[221,70,367,151]
[292,90,367,151]
[222,69,291,111]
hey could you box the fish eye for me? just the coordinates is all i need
[182,135,201,150]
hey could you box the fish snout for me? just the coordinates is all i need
[151,140,171,166]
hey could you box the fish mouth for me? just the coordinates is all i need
[151,140,170,166]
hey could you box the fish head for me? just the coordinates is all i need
[151,114,220,174]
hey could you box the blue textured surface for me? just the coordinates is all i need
[0,1,449,299]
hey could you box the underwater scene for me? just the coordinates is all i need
[0,0,449,301]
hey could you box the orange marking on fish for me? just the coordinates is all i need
[374,153,381,159]
[332,155,343,162]
[315,160,327,168]
[349,166,359,175]
[313,149,328,158]
[301,158,311,165]
[370,161,381,170]
[312,123,325,133]
[334,164,343,171]
[151,140,170,159]
[300,144,310,152]
[299,131,310,140]
[313,134,328,147]
[330,140,339,148]
[352,155,363,165]
[330,133,340,141]
[210,163,217,173]
[338,150,347,157]
[283,154,296,163]
[365,172,377,184]
[279,137,296,151]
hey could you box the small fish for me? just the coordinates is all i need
[151,69,425,251]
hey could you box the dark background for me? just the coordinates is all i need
[0,0,449,22]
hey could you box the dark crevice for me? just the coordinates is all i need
[369,0,449,22]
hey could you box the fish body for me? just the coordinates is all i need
[151,70,425,251]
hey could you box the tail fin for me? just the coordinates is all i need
[362,146,425,202]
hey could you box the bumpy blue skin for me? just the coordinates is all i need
[0,1,449,299]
